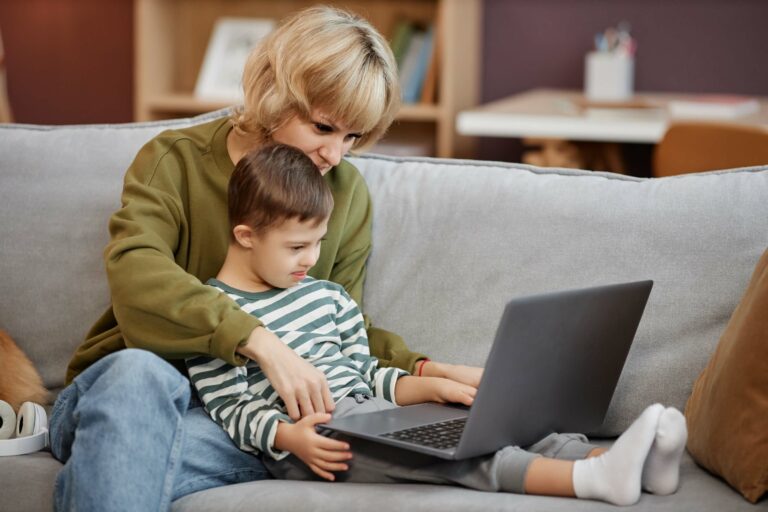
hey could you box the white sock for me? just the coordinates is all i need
[572,403,664,506]
[642,407,687,495]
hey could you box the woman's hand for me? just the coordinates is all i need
[239,326,335,420]
[420,361,484,388]
[274,413,352,481]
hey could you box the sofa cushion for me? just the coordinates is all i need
[0,452,61,512]
[350,155,768,435]
[684,248,768,503]
[170,449,761,512]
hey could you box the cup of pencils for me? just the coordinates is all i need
[584,22,636,102]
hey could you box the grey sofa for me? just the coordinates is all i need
[1,111,766,511]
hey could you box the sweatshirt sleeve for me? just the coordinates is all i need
[327,164,427,374]
[105,136,260,365]
[334,288,407,404]
[186,356,292,460]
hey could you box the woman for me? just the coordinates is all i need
[51,6,480,511]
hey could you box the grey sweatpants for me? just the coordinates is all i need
[264,395,598,494]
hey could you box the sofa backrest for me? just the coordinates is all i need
[349,155,768,434]
[1,114,766,436]
[0,112,225,392]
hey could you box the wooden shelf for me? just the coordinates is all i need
[144,93,444,122]
[134,0,480,158]
[397,103,444,122]
[144,93,230,116]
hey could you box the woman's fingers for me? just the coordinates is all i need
[321,383,336,415]
[249,328,333,420]
[309,386,328,418]
[297,389,316,419]
[281,385,300,421]
[277,367,331,420]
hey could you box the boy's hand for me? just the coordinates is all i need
[421,361,484,388]
[239,326,335,420]
[429,377,477,406]
[274,413,352,481]
[395,376,476,406]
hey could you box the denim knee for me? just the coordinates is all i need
[77,349,189,399]
[51,349,190,463]
[51,350,193,512]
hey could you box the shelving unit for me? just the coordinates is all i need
[134,0,480,158]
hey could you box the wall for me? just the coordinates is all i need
[1,0,766,142]
[480,0,768,161]
[0,0,132,124]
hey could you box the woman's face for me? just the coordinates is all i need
[271,109,362,175]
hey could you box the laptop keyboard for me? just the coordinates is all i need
[381,417,467,450]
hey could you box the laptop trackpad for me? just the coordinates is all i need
[326,403,468,436]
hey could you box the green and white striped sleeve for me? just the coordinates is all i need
[334,287,408,404]
[186,356,292,460]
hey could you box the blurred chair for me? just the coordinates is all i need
[522,138,626,174]
[653,121,768,177]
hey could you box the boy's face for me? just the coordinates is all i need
[272,108,362,176]
[240,216,329,291]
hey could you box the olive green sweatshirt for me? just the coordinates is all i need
[66,118,424,384]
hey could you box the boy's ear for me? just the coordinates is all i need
[232,224,255,248]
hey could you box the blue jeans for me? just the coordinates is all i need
[50,349,271,511]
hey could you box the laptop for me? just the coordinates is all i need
[323,280,653,460]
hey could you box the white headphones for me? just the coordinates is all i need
[0,400,49,456]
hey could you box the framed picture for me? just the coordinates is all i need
[194,17,275,102]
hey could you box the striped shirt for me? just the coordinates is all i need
[186,277,407,460]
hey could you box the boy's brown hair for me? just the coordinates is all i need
[228,144,334,238]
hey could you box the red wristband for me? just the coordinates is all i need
[417,358,431,377]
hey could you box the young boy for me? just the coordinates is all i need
[187,144,688,506]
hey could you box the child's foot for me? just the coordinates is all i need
[572,403,664,506]
[642,407,687,495]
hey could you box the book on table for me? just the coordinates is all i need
[668,95,760,119]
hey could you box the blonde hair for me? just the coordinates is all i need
[231,6,400,151]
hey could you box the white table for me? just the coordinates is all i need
[457,88,768,144]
